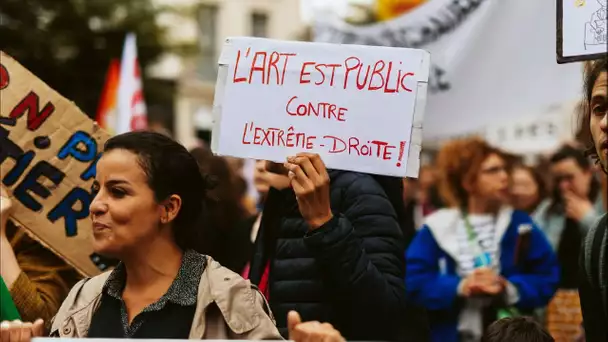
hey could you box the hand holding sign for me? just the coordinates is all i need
[288,311,345,342]
[284,153,333,230]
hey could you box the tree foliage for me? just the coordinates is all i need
[0,0,170,118]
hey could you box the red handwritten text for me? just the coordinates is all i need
[285,96,347,122]
[241,121,316,150]
[240,122,407,166]
[233,48,297,85]
[9,91,55,131]
[0,63,9,90]
[232,48,416,94]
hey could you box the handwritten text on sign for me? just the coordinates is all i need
[0,53,110,276]
[214,37,429,177]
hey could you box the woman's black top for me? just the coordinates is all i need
[87,250,207,338]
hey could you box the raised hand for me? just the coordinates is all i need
[288,311,345,342]
[284,153,333,230]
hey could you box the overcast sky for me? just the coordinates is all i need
[300,0,373,23]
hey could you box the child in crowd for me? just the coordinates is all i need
[482,317,554,342]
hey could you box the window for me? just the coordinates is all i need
[198,4,218,81]
[251,12,268,38]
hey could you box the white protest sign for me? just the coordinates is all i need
[211,37,430,177]
[557,0,607,63]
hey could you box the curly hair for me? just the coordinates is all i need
[579,58,608,166]
[435,137,506,208]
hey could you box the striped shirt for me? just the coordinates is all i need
[456,214,498,276]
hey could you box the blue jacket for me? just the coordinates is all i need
[406,207,559,342]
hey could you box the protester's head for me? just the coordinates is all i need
[402,177,418,204]
[253,160,291,194]
[436,137,510,210]
[549,145,593,199]
[90,131,213,259]
[510,165,547,213]
[482,317,554,342]
[418,165,436,190]
[189,146,214,173]
[581,58,607,174]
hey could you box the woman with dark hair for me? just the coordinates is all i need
[510,165,547,214]
[576,58,608,342]
[190,150,253,274]
[0,132,344,341]
[406,137,559,342]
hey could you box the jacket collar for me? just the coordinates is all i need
[424,206,514,261]
[51,256,262,338]
[190,258,260,336]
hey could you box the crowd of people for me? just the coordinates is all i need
[0,58,606,342]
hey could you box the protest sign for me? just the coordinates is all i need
[211,37,430,177]
[0,52,110,276]
[546,289,583,341]
[557,0,607,63]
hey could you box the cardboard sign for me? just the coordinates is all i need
[0,52,109,276]
[557,0,607,63]
[211,37,430,178]
[546,289,583,342]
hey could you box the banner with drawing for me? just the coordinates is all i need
[557,0,607,63]
[313,0,584,142]
[211,37,430,178]
[0,52,110,276]
[313,0,496,95]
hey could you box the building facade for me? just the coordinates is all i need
[149,0,303,148]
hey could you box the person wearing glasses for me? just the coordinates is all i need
[406,137,559,342]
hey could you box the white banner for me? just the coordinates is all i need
[314,0,583,142]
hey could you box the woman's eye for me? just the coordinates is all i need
[110,188,126,198]
[592,104,606,115]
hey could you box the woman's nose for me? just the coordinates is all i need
[89,194,107,217]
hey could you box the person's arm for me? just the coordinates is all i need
[5,230,76,323]
[505,225,560,309]
[0,231,21,289]
[1,191,21,289]
[406,227,463,310]
[580,207,601,232]
[578,245,606,342]
[302,174,407,337]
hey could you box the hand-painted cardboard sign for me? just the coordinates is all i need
[0,52,110,276]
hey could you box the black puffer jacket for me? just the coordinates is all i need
[249,170,417,341]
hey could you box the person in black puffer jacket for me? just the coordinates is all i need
[248,155,428,341]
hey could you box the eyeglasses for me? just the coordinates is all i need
[554,174,574,183]
[480,166,508,175]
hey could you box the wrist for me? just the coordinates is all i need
[457,279,469,297]
[308,212,334,230]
